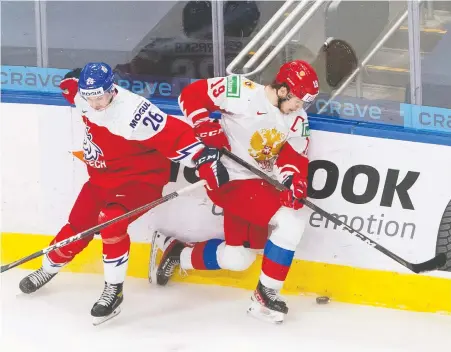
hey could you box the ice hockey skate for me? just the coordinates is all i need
[91,282,124,326]
[149,231,185,285]
[247,281,289,324]
[19,267,57,294]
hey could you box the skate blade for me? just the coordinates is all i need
[148,231,160,284]
[247,300,285,324]
[149,231,174,284]
[92,306,121,326]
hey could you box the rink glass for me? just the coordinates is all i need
[2,0,451,134]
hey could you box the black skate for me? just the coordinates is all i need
[91,282,123,326]
[149,231,185,286]
[19,267,56,294]
[247,281,288,324]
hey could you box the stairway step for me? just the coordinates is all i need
[362,65,409,88]
[384,26,447,52]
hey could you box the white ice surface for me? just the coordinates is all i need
[1,270,451,352]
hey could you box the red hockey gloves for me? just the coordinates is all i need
[59,68,82,102]
[194,120,231,151]
[193,146,229,191]
[280,173,308,210]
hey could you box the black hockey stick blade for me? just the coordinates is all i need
[310,37,358,91]
[303,197,447,274]
[409,253,447,274]
[323,38,358,88]
[0,180,205,274]
[221,148,444,274]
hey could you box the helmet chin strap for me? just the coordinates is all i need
[108,88,118,104]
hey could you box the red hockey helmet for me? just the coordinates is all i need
[275,60,319,107]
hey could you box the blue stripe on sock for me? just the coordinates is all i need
[203,239,223,270]
[263,240,295,267]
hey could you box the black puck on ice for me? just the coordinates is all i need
[316,296,330,304]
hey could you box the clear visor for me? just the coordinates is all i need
[83,89,115,111]
[302,101,313,110]
[301,92,318,110]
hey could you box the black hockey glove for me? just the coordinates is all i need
[193,146,229,191]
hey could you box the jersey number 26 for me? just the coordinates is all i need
[143,112,165,132]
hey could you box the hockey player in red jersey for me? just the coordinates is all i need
[18,62,229,325]
[152,60,319,324]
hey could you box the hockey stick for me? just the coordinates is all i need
[221,149,446,274]
[0,180,206,274]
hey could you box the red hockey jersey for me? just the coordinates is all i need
[61,78,204,188]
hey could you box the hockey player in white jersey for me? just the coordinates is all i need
[151,60,319,323]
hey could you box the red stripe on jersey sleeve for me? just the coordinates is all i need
[178,79,222,125]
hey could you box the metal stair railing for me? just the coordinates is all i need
[318,3,421,114]
[226,0,326,77]
[226,0,421,113]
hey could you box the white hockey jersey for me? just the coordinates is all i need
[178,75,311,182]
